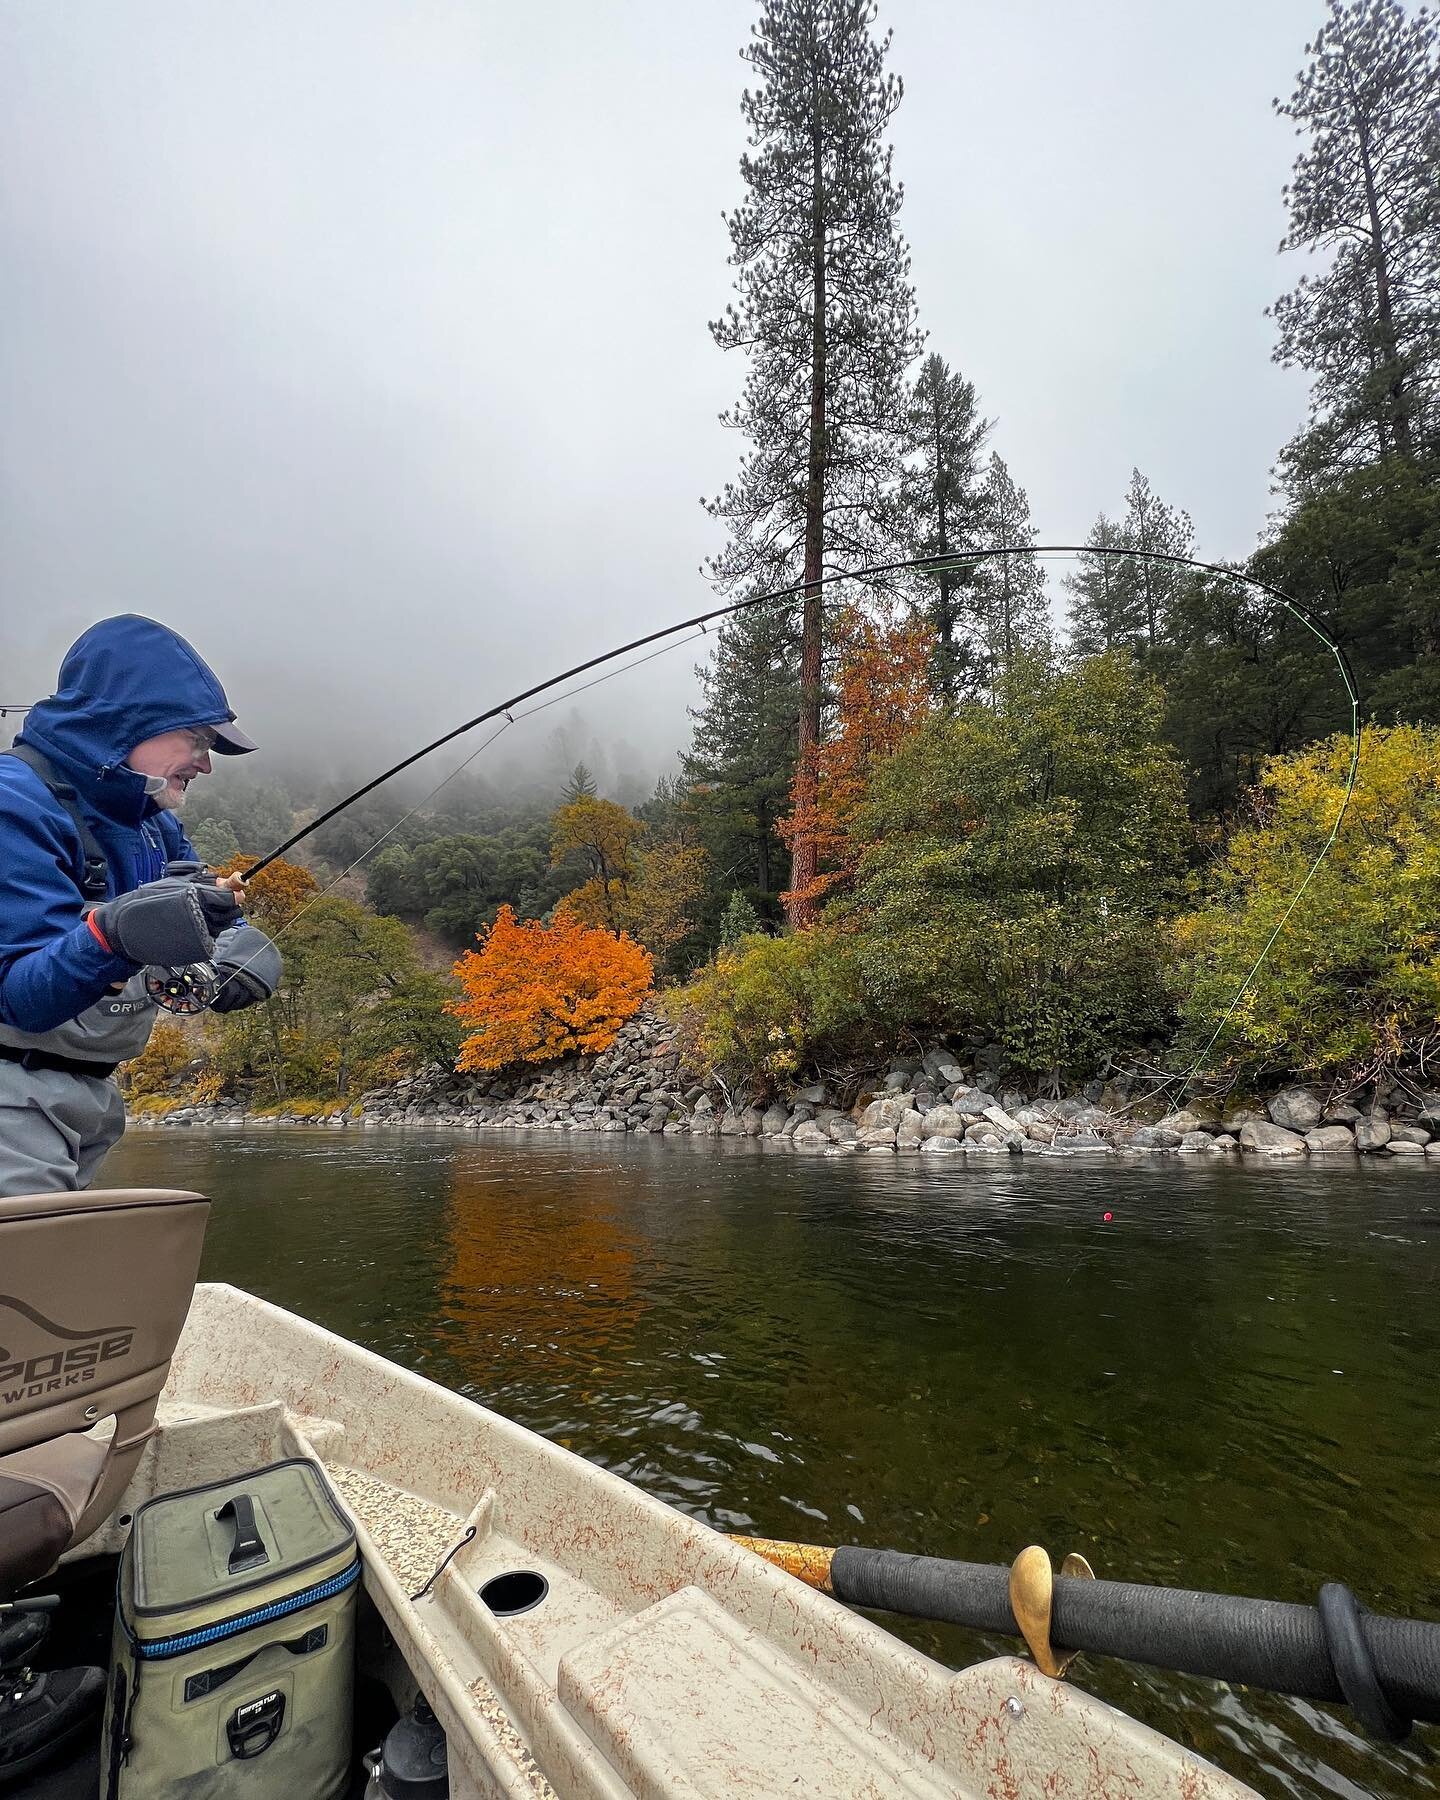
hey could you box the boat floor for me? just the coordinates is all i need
[36,1283,1256,1799]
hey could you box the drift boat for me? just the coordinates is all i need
[2,1187,1259,1797]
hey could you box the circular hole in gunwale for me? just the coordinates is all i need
[479,1571,548,1617]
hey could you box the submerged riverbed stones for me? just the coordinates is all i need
[1239,1119,1308,1157]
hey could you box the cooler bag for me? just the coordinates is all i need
[102,1457,360,1800]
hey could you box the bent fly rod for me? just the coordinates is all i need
[231,544,1358,1082]
[243,542,1358,880]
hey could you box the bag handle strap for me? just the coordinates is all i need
[216,1495,269,1573]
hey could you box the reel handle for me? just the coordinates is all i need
[145,960,221,1015]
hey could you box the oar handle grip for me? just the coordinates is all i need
[830,1548,1440,1731]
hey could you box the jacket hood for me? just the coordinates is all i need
[18,615,251,824]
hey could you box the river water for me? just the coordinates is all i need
[104,1126,1439,1800]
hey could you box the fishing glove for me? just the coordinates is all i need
[208,924,283,1013]
[89,877,240,968]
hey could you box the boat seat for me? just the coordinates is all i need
[0,1188,210,1591]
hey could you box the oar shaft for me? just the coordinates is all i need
[831,1548,1440,1724]
[736,1541,1440,1728]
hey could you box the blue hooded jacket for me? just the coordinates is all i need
[0,616,250,1034]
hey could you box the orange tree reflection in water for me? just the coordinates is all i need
[439,1157,647,1437]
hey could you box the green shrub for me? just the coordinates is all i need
[718,890,763,947]
[1176,725,1440,1081]
[840,652,1188,1076]
[671,928,870,1089]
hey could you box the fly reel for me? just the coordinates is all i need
[144,961,221,1015]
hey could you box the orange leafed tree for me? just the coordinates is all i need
[448,904,653,1071]
[782,607,934,912]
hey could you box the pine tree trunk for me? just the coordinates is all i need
[1142,552,1156,650]
[787,91,827,927]
[1353,97,1413,462]
[1001,558,1015,676]
[932,388,955,701]
[265,1007,286,1101]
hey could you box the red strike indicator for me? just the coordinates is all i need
[1102,1212,1113,1223]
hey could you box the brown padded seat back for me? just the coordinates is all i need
[0,1468,71,1592]
[0,1189,209,1586]
[0,1189,209,1455]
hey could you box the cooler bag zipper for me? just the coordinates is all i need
[131,1558,360,1660]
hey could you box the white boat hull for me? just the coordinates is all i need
[71,1282,1255,1799]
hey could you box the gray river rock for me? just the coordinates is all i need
[133,1006,1440,1167]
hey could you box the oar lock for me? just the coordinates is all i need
[730,1534,1096,1678]
[1007,1545,1095,1678]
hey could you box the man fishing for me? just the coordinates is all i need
[0,615,282,1196]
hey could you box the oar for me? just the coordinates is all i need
[731,1536,1440,1743]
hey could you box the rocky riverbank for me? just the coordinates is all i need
[130,1006,1440,1161]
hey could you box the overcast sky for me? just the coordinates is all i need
[2,0,1329,797]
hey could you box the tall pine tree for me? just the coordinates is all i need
[682,600,800,914]
[977,454,1051,682]
[1118,468,1195,651]
[1063,514,1142,653]
[900,352,991,699]
[706,0,921,921]
[1270,0,1440,489]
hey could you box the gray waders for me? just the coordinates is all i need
[0,978,157,1198]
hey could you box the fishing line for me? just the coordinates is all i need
[217,718,517,976]
[1170,598,1359,1098]
[243,545,1356,877]
[221,548,1359,1080]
